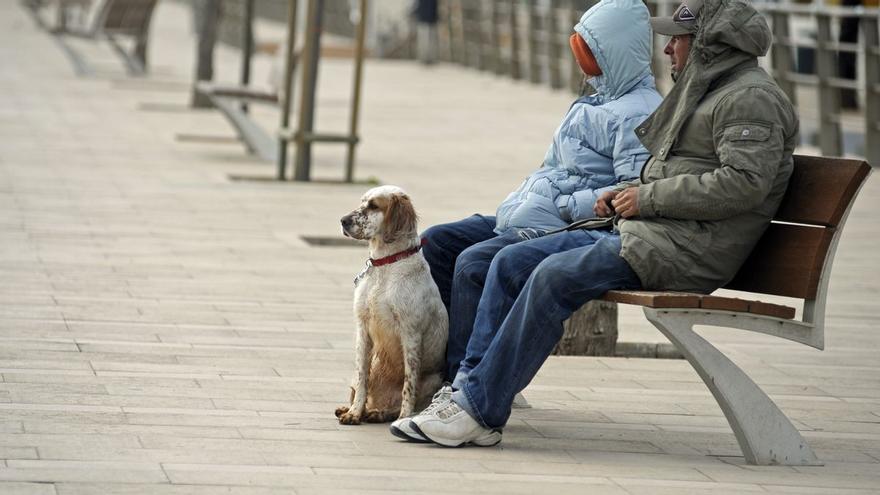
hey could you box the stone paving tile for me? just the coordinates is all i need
[0,460,167,484]
[615,479,766,494]
[767,488,880,495]
[165,463,631,494]
[55,485,295,495]
[698,463,880,490]
[6,392,214,410]
[0,482,58,495]
[0,448,40,461]
[22,422,241,440]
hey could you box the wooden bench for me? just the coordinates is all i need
[46,0,158,76]
[600,154,871,465]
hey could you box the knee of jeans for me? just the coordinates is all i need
[421,225,443,251]
[453,246,491,284]
[422,225,454,266]
[489,243,527,278]
[529,257,570,292]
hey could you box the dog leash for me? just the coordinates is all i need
[544,215,617,235]
[354,238,427,287]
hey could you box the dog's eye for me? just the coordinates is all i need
[366,201,377,210]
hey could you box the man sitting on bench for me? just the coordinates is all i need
[406,0,799,448]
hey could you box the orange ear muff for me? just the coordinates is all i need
[569,33,602,77]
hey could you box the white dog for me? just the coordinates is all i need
[336,186,448,424]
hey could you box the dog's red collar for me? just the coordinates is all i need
[369,238,427,267]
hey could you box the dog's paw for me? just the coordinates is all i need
[338,412,362,425]
[334,406,350,418]
[364,409,397,423]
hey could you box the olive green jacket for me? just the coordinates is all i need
[618,0,799,292]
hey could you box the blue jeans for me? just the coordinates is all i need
[449,230,641,429]
[422,215,544,381]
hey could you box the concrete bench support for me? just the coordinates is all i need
[646,308,819,465]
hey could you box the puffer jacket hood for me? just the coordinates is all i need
[493,0,661,234]
[636,0,772,158]
[574,0,654,102]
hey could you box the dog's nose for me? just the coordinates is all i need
[341,215,353,229]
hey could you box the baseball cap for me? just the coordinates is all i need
[650,0,703,36]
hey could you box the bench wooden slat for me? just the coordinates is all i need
[721,155,870,300]
[700,295,750,312]
[602,291,701,309]
[602,290,796,319]
[102,0,157,36]
[725,223,834,300]
[775,155,871,227]
[747,300,797,320]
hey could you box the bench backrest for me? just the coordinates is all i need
[95,0,158,38]
[725,155,871,301]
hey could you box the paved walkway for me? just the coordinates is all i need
[1,2,879,494]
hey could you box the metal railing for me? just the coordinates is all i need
[758,2,879,165]
[431,0,879,164]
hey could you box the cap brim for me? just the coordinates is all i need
[650,17,694,36]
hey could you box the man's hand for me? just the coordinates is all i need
[593,190,619,217]
[611,186,640,218]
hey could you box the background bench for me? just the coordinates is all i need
[30,0,158,76]
[195,81,283,163]
[600,155,871,465]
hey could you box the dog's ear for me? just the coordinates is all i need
[382,193,418,244]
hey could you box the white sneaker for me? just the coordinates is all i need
[388,383,452,442]
[389,417,429,442]
[411,399,501,447]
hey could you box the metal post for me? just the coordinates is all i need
[862,15,880,166]
[491,0,503,74]
[509,0,521,80]
[440,0,454,61]
[56,1,68,32]
[277,0,299,180]
[769,10,797,106]
[191,0,221,108]
[345,0,368,183]
[568,0,581,93]
[449,0,467,65]
[815,13,842,157]
[240,0,255,113]
[527,0,540,84]
[293,0,324,182]
[547,0,562,89]
[464,1,480,69]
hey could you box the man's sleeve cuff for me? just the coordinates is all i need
[638,183,658,218]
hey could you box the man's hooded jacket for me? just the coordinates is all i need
[620,0,799,292]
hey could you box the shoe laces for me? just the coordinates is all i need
[434,399,463,420]
[421,384,453,415]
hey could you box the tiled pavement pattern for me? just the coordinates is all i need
[1,2,879,494]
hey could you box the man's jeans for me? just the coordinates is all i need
[422,215,542,381]
[448,230,641,429]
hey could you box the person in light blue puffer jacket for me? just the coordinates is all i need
[413,0,661,413]
[495,4,661,233]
